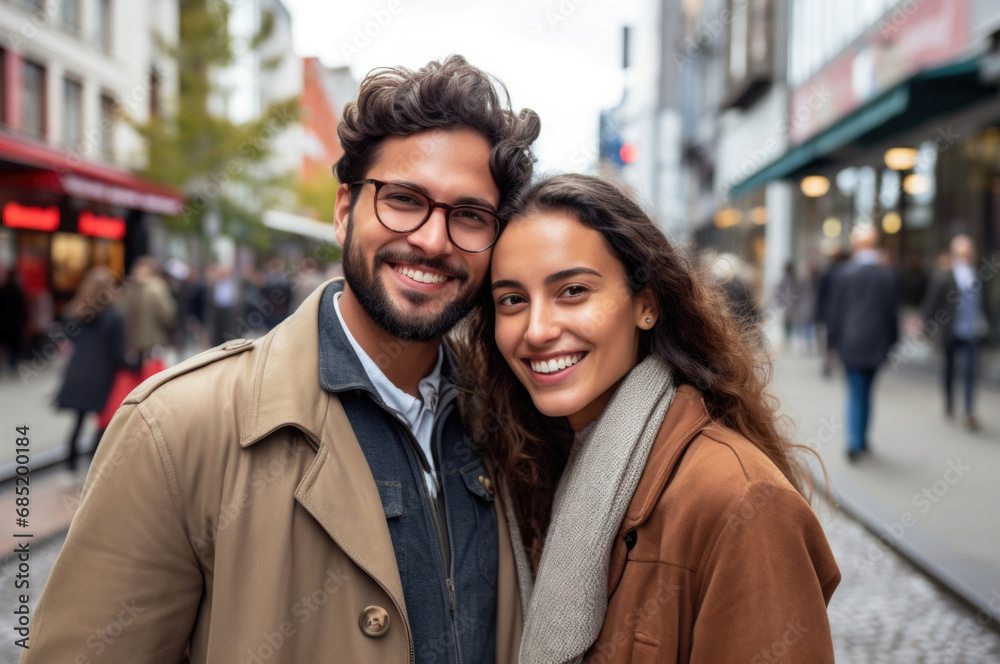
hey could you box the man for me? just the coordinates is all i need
[922,234,990,430]
[827,225,899,462]
[25,56,540,663]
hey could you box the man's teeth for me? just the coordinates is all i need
[530,353,584,374]
[394,264,450,284]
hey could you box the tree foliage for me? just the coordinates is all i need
[134,0,299,246]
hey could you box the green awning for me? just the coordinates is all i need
[730,58,998,197]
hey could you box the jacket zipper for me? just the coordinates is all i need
[431,387,463,664]
[381,385,463,663]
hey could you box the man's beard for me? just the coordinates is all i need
[341,217,480,342]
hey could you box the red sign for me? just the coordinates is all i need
[78,211,126,240]
[2,201,60,231]
[789,0,969,144]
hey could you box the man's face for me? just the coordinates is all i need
[334,128,498,342]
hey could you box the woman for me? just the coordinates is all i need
[56,267,132,471]
[460,174,840,663]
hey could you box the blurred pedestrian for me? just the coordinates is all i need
[208,264,238,346]
[55,267,133,471]
[123,256,177,360]
[773,261,801,344]
[815,252,849,377]
[290,257,326,313]
[828,226,899,462]
[790,262,818,353]
[261,256,292,329]
[921,234,990,430]
[0,267,28,374]
[710,253,763,337]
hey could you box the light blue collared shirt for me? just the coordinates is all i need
[332,291,443,496]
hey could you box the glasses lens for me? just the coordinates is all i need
[448,208,499,252]
[375,183,430,232]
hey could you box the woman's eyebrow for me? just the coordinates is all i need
[544,268,602,284]
[492,268,602,291]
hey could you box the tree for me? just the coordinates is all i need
[133,0,299,251]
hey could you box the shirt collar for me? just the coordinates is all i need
[317,280,454,408]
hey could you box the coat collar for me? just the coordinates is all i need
[239,278,339,449]
[605,384,712,597]
[620,384,712,530]
[238,278,412,626]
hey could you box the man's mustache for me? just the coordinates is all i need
[374,249,468,280]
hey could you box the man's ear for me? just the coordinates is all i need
[635,289,658,330]
[333,182,353,246]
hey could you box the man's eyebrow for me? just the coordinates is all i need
[544,268,602,284]
[390,180,497,212]
[491,268,603,291]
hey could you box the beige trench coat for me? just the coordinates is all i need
[23,281,522,663]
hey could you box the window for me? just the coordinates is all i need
[96,0,112,54]
[62,0,80,34]
[21,60,46,139]
[64,78,82,150]
[100,94,116,159]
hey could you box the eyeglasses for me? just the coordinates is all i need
[351,179,502,253]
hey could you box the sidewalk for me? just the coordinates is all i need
[773,350,1000,615]
[0,357,85,469]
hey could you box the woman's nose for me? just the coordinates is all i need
[523,303,560,347]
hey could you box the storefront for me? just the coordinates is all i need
[729,0,1000,376]
[0,131,183,337]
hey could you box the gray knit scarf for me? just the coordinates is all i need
[506,355,676,664]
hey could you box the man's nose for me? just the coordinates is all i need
[406,206,453,258]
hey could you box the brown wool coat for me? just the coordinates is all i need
[582,385,841,664]
[22,281,522,664]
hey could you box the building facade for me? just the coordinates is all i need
[0,0,182,336]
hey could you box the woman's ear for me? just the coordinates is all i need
[635,289,658,330]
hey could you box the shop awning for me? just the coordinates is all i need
[730,58,999,197]
[0,132,184,215]
[263,209,341,246]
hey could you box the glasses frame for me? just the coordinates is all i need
[351,178,502,253]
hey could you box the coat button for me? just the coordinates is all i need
[359,605,390,637]
[478,475,494,496]
[223,338,251,350]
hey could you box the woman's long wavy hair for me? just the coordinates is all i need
[457,174,814,562]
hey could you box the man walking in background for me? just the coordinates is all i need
[922,234,991,431]
[828,225,899,462]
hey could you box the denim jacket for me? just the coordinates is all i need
[318,281,499,664]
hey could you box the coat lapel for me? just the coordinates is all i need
[605,385,711,597]
[238,279,407,621]
[294,394,408,623]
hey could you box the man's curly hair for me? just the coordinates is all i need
[334,55,541,217]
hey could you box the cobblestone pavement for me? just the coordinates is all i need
[0,532,66,664]
[822,500,1000,663]
[0,510,998,662]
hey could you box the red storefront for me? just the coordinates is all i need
[0,131,183,326]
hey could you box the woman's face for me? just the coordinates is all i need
[491,210,656,431]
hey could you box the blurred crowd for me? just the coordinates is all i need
[709,230,995,461]
[0,256,340,468]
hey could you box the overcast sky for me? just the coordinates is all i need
[281,0,646,173]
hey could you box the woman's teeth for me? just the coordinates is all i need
[530,353,584,374]
[394,264,449,284]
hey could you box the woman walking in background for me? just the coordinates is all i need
[461,174,839,663]
[56,267,133,471]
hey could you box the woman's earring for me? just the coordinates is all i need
[645,317,653,325]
